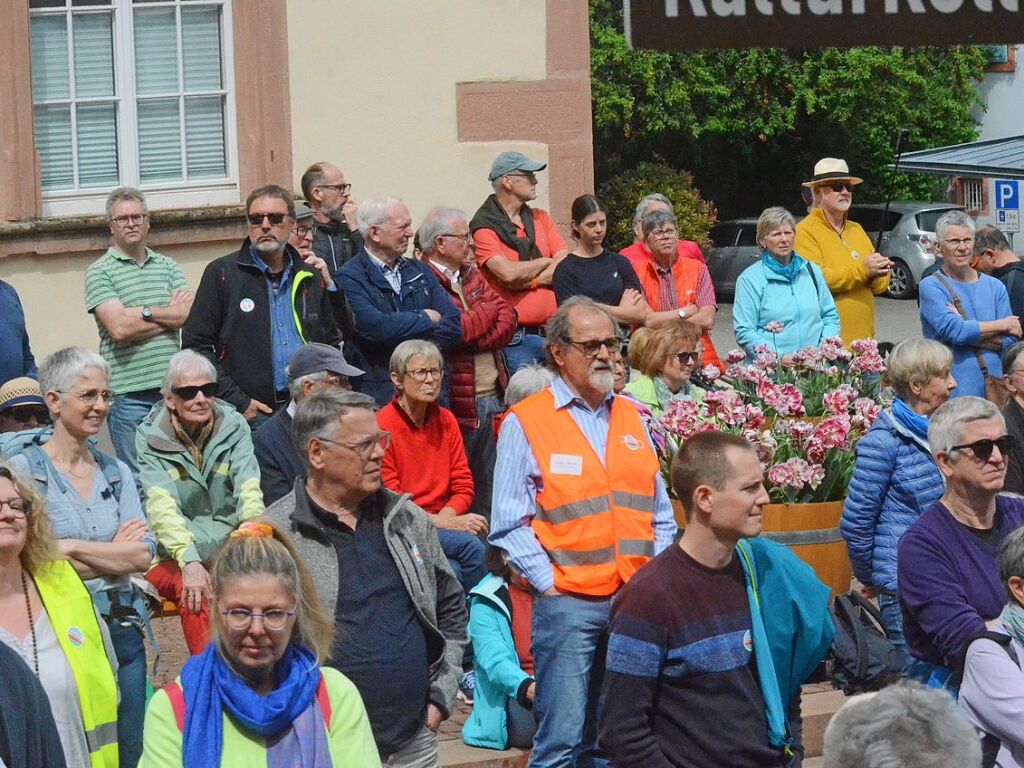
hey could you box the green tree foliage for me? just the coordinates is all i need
[591,0,986,218]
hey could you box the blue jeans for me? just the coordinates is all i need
[105,615,147,768]
[437,528,487,594]
[503,330,546,374]
[531,593,611,768]
[107,390,162,475]
[878,593,912,675]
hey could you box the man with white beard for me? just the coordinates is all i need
[489,296,677,768]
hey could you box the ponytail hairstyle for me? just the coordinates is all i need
[210,521,334,662]
[570,194,605,240]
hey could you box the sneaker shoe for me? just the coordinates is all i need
[457,669,475,705]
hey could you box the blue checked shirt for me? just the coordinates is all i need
[489,376,676,593]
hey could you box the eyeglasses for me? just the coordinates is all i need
[944,237,975,248]
[294,224,312,239]
[675,350,702,365]
[406,367,444,382]
[319,432,391,458]
[317,183,352,195]
[568,337,620,358]
[219,607,296,632]
[441,233,472,244]
[826,183,854,193]
[948,435,1015,462]
[111,213,148,227]
[5,407,50,426]
[650,228,678,240]
[59,389,115,406]
[0,498,30,519]
[246,212,289,226]
[171,383,217,401]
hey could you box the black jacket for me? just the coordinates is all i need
[993,260,1024,319]
[182,240,341,412]
[312,218,363,276]
[252,407,302,506]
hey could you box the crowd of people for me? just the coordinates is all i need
[1,149,1023,768]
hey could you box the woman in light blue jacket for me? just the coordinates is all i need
[733,206,840,363]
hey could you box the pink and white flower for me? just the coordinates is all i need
[764,320,785,334]
[726,349,746,365]
[701,364,722,382]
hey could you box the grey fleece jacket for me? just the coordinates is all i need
[265,479,468,718]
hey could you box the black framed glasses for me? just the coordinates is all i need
[568,337,620,359]
[111,213,148,227]
[294,224,312,239]
[826,182,854,193]
[949,435,1015,462]
[246,212,289,226]
[171,383,217,401]
[219,607,296,632]
[406,367,444,382]
[317,183,352,195]
[0,498,30,519]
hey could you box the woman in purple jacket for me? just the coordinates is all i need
[898,396,1024,686]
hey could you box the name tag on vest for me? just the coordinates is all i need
[550,454,583,475]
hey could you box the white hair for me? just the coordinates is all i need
[632,193,673,229]
[504,364,555,407]
[928,396,1002,455]
[160,349,218,396]
[39,347,111,399]
[356,194,403,238]
[417,207,467,255]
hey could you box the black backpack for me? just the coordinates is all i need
[828,591,903,695]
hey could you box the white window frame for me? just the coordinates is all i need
[963,177,984,212]
[30,0,238,218]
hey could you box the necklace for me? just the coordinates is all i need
[53,452,94,479]
[20,570,39,675]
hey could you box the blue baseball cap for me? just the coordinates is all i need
[488,151,547,182]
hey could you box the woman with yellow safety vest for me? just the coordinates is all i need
[0,460,120,768]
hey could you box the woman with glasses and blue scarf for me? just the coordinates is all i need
[841,339,956,672]
[139,521,378,768]
[733,206,840,365]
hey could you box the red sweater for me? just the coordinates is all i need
[377,398,475,514]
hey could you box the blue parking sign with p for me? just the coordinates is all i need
[996,180,1019,210]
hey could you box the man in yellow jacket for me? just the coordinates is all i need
[794,158,892,345]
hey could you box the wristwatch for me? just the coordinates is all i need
[141,306,154,322]
[677,308,689,320]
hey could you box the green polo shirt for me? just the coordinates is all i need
[84,247,188,395]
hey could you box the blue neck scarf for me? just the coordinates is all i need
[761,250,806,283]
[180,643,331,768]
[890,397,930,442]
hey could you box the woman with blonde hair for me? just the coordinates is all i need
[623,320,705,416]
[139,521,378,767]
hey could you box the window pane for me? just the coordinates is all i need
[77,102,119,187]
[134,8,178,95]
[72,0,113,5]
[30,0,66,7]
[34,104,74,190]
[73,12,114,97]
[182,7,222,90]
[185,95,225,178]
[138,98,182,182]
[30,15,70,101]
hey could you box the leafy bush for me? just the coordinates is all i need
[598,160,718,250]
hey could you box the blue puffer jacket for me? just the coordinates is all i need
[840,409,944,592]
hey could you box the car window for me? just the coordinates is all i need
[916,208,961,233]
[709,223,739,248]
[848,207,884,232]
[737,225,758,247]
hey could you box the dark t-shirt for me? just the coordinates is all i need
[313,491,430,754]
[552,249,642,307]
[599,545,785,768]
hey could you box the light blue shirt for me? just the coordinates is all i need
[367,250,404,294]
[250,249,305,392]
[489,376,676,593]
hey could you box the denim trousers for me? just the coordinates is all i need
[107,389,162,475]
[878,592,912,674]
[503,330,546,374]
[530,593,611,768]
[105,615,147,768]
[460,394,503,523]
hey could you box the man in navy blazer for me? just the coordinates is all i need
[338,194,462,405]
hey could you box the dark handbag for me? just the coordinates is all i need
[933,271,1009,408]
[828,591,903,695]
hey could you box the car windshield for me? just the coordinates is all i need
[916,208,961,232]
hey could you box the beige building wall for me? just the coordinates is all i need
[288,0,553,226]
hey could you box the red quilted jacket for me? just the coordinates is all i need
[427,261,516,428]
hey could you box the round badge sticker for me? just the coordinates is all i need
[742,630,753,653]
[67,627,85,647]
[239,298,255,313]
[851,250,860,260]
[621,434,644,452]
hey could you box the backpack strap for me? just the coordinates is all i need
[93,448,122,503]
[804,261,822,299]
[835,592,888,683]
[164,681,186,733]
[316,671,332,725]
[933,270,993,378]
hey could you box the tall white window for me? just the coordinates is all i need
[29,0,237,216]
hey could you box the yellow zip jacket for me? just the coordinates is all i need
[794,208,890,345]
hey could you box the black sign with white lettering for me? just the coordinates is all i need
[624,0,1024,50]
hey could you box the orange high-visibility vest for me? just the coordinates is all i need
[513,388,660,596]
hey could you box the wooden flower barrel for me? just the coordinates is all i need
[671,498,851,600]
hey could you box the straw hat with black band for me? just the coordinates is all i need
[802,158,864,188]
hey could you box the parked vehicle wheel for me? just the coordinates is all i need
[886,259,915,300]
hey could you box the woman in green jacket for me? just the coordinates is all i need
[624,319,705,417]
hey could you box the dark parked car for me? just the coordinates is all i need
[703,218,760,298]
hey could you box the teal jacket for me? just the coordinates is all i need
[462,574,534,750]
[736,537,835,752]
[733,256,840,360]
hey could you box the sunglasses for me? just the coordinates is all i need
[246,212,289,226]
[826,182,854,193]
[675,351,701,365]
[171,383,217,401]
[949,435,1015,462]
[5,407,50,425]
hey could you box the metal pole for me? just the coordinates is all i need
[875,128,911,253]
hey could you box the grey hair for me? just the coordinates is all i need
[885,338,952,401]
[543,296,620,367]
[641,209,678,240]
[822,681,981,768]
[504,364,555,407]
[755,206,797,246]
[632,193,673,229]
[417,207,467,256]
[999,524,1024,600]
[356,194,403,239]
[292,389,376,469]
[160,350,217,396]
[935,209,976,242]
[287,371,331,401]
[105,186,148,219]
[389,339,442,377]
[928,395,1003,455]
[1004,340,1024,379]
[39,347,111,400]
[974,224,1011,257]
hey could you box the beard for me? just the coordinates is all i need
[589,366,615,394]
[252,234,287,257]
[321,200,344,222]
